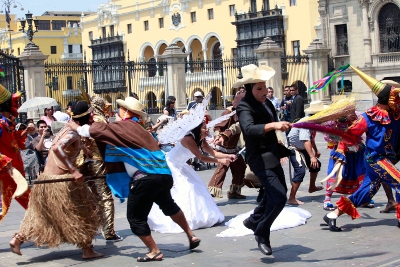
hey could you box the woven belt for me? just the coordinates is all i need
[132,170,147,180]
[215,145,237,154]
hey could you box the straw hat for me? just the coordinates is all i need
[116,97,147,118]
[304,100,329,114]
[233,64,276,88]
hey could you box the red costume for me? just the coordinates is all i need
[0,87,30,222]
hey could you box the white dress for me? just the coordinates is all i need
[216,207,312,238]
[148,142,225,233]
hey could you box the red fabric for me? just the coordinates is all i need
[0,154,11,171]
[397,204,400,220]
[0,119,30,222]
[336,196,360,219]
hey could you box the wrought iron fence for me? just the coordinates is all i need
[0,51,24,97]
[185,57,258,109]
[44,59,168,110]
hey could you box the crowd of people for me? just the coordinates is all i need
[0,63,399,261]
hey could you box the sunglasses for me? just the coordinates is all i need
[171,101,175,104]
[289,89,297,92]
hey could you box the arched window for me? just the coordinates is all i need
[379,3,400,53]
[147,92,157,108]
[148,58,157,77]
[212,42,222,70]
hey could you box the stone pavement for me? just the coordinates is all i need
[1,136,400,267]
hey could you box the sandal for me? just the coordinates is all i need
[137,252,163,262]
[189,235,201,250]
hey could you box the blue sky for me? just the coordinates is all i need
[5,0,100,19]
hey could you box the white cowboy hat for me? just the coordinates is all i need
[304,100,329,114]
[233,64,276,88]
[116,97,147,118]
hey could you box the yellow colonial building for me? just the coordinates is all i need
[78,0,319,110]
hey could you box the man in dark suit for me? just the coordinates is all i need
[235,64,291,256]
[290,84,305,122]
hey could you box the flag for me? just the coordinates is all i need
[5,8,11,25]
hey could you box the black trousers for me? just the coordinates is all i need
[249,165,287,244]
[126,174,181,236]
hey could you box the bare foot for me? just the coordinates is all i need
[287,199,304,205]
[9,237,22,256]
[308,186,323,193]
[82,247,104,259]
[380,202,397,213]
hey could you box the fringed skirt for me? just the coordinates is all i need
[20,173,102,248]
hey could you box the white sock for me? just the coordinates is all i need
[327,212,338,219]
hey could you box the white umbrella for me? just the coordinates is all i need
[18,97,58,113]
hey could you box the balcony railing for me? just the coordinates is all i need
[61,53,83,60]
[372,52,400,67]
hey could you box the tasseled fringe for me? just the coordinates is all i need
[208,186,222,198]
[336,196,360,219]
[229,184,242,194]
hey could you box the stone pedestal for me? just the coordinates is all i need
[160,44,188,111]
[303,39,331,103]
[18,44,49,119]
[254,37,284,100]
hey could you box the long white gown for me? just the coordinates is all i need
[148,142,225,233]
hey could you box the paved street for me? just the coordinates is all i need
[1,135,400,267]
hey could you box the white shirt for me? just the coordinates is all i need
[53,111,70,122]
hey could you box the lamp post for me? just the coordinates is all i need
[45,70,58,98]
[19,11,38,48]
[1,0,24,53]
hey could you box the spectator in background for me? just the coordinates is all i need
[163,96,177,120]
[40,106,57,126]
[187,91,203,110]
[266,87,280,113]
[280,86,293,122]
[16,123,38,182]
[290,84,305,122]
[53,105,70,122]
[31,120,55,165]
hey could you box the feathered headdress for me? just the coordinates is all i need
[158,93,211,144]
[206,110,236,130]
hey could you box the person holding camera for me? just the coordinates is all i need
[31,120,54,167]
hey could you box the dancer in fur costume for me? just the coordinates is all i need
[0,85,31,222]
[9,101,103,259]
[75,96,123,243]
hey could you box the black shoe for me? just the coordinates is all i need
[243,218,256,232]
[258,242,272,255]
[256,188,265,203]
[397,221,400,228]
[323,214,342,232]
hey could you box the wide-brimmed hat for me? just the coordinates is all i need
[304,101,329,114]
[116,97,147,118]
[233,64,276,88]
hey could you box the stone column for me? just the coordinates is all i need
[160,44,188,111]
[253,37,284,100]
[18,44,49,119]
[360,0,372,67]
[303,39,331,102]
